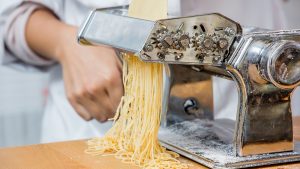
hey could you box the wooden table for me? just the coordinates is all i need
[0,117,299,169]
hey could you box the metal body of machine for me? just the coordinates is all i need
[78,7,300,169]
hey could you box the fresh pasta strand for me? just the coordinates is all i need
[85,54,189,169]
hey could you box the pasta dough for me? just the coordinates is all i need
[86,0,189,168]
[128,0,168,20]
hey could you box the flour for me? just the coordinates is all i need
[158,119,300,168]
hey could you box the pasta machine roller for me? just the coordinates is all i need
[78,7,300,169]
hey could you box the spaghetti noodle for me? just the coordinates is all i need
[86,54,189,169]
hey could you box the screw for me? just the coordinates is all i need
[203,39,213,48]
[142,53,151,60]
[175,53,183,60]
[218,39,228,49]
[144,45,153,52]
[225,27,235,36]
[212,36,219,42]
[157,52,165,60]
[196,53,206,62]
[164,36,173,46]
[157,43,163,48]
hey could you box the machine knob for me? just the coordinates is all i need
[183,98,199,115]
[263,40,300,89]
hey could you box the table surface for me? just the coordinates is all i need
[0,117,299,169]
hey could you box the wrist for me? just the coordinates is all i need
[53,25,78,63]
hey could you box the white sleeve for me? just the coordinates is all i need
[0,0,65,71]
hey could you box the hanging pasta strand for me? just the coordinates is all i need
[86,0,190,168]
[86,54,189,169]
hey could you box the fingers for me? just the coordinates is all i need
[68,90,113,122]
[68,97,93,121]
[107,70,123,111]
[62,46,124,123]
[73,84,114,122]
[78,95,113,122]
[63,69,93,121]
[90,92,115,121]
[66,72,122,122]
[109,52,124,110]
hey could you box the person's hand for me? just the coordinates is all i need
[25,9,123,122]
[56,26,123,122]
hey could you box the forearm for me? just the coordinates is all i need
[25,8,75,62]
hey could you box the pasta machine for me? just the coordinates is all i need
[78,7,300,169]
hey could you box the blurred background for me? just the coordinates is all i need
[0,68,48,147]
[0,0,300,148]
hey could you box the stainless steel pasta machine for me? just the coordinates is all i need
[78,6,300,169]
